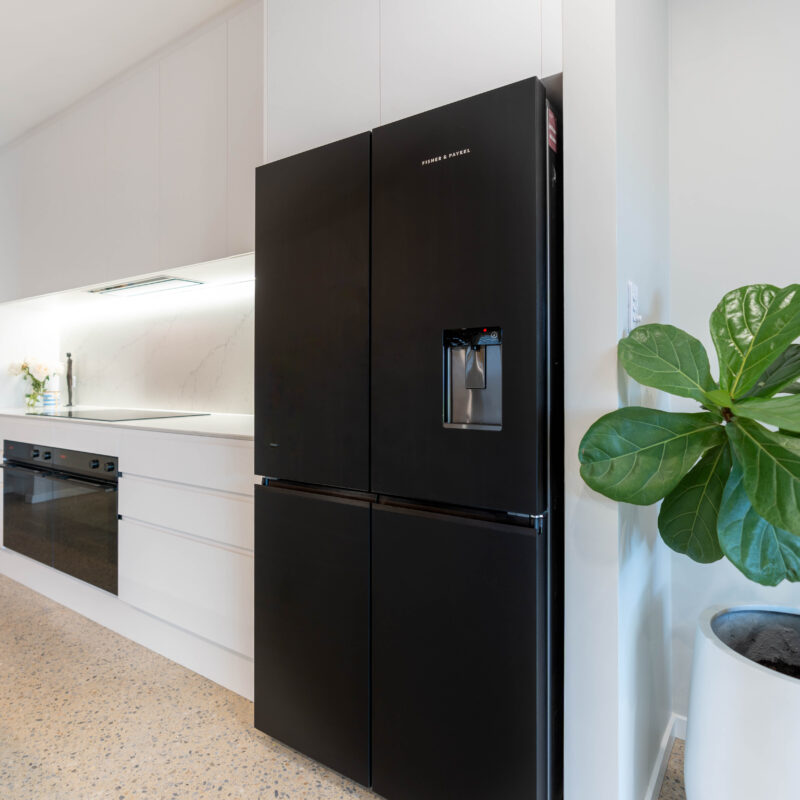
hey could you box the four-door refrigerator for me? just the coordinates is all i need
[254,75,563,800]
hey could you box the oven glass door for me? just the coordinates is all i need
[50,474,118,595]
[3,463,57,567]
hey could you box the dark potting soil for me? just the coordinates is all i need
[712,610,800,680]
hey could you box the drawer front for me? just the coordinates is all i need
[37,422,122,459]
[119,430,254,494]
[119,474,253,551]
[119,518,253,657]
[0,419,121,457]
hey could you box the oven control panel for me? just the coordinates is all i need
[3,440,118,481]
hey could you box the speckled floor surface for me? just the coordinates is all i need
[0,572,688,800]
[0,574,374,800]
[658,739,686,800]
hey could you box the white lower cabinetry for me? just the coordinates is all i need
[0,415,255,698]
[118,518,253,657]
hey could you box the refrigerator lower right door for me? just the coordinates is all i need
[254,485,371,785]
[372,503,546,800]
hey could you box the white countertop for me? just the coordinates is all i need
[0,407,254,441]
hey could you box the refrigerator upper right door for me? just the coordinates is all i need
[372,78,551,515]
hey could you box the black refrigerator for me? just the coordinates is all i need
[254,76,563,800]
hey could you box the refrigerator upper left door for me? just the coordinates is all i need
[255,133,371,490]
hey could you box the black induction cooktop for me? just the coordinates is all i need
[26,409,211,422]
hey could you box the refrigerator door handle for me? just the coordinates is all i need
[262,478,377,506]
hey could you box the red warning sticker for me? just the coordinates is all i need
[548,108,558,153]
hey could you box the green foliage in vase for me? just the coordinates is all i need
[579,283,800,585]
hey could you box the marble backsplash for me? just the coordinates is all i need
[59,280,254,414]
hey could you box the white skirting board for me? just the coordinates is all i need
[0,547,254,701]
[644,713,687,800]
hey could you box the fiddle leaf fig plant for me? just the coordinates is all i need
[579,283,800,586]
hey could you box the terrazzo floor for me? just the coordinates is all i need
[0,572,688,800]
[0,574,374,800]
[658,739,686,800]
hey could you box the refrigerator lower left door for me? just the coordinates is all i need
[254,485,371,786]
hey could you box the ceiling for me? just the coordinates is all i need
[0,0,245,148]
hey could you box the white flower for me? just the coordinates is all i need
[30,362,50,382]
[8,362,22,376]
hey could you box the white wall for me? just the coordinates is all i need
[264,0,563,161]
[59,281,254,414]
[0,303,61,408]
[564,1,672,797]
[669,0,800,718]
[0,277,254,415]
[562,0,621,794]
[615,1,672,799]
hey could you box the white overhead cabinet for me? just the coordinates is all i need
[104,66,160,282]
[264,0,380,162]
[0,0,263,303]
[227,0,264,255]
[159,25,228,271]
[378,0,543,124]
[264,0,561,160]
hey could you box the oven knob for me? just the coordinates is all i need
[31,448,40,458]
[90,460,100,469]
[43,451,52,460]
[105,462,115,473]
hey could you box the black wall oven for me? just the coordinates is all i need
[2,440,119,594]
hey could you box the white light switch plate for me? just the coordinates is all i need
[627,281,642,332]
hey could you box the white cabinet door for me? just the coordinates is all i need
[119,518,253,657]
[542,0,563,76]
[227,1,264,254]
[17,96,108,297]
[56,96,108,292]
[265,0,379,161]
[379,0,542,124]
[104,66,159,281]
[0,147,21,302]
[159,24,228,270]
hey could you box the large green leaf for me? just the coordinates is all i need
[783,382,800,395]
[710,284,777,391]
[718,460,800,585]
[732,394,800,432]
[658,442,731,563]
[739,344,800,399]
[709,284,800,398]
[726,418,800,536]
[618,324,717,403]
[579,408,725,505]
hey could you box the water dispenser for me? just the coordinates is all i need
[443,327,502,430]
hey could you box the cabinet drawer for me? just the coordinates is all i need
[119,518,253,657]
[119,430,253,494]
[119,474,253,551]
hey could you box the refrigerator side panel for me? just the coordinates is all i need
[371,78,549,514]
[255,133,371,490]
[545,82,565,800]
[254,485,371,785]
[372,503,543,800]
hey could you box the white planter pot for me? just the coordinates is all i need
[685,605,800,800]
